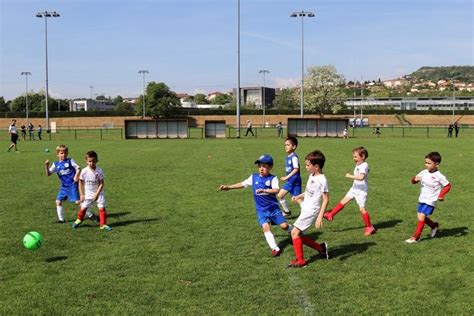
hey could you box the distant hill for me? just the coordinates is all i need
[410,66,474,83]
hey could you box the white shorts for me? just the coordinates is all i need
[81,195,106,209]
[294,207,320,232]
[345,189,367,208]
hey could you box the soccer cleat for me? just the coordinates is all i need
[72,219,82,229]
[323,212,333,222]
[283,210,292,217]
[100,225,113,232]
[430,223,439,238]
[364,225,376,236]
[287,259,307,268]
[55,219,66,224]
[320,242,330,260]
[271,249,282,257]
[405,237,419,243]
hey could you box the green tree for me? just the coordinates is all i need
[137,82,180,117]
[194,93,208,104]
[273,88,298,109]
[115,102,134,111]
[114,95,123,104]
[304,65,346,115]
[0,97,9,111]
[211,94,232,105]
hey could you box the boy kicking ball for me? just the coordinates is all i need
[406,152,451,243]
[219,154,292,257]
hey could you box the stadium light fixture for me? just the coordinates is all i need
[290,10,315,117]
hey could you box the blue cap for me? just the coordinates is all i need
[255,154,273,165]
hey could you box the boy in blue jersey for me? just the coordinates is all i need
[277,137,302,217]
[219,154,292,257]
[45,144,97,223]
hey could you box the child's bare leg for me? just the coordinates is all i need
[279,222,293,234]
[277,189,291,215]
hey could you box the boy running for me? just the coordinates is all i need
[73,151,112,231]
[323,146,376,236]
[219,154,292,257]
[405,152,451,243]
[288,150,330,268]
[277,137,302,217]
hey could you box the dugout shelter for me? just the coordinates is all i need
[287,118,348,137]
[125,119,188,139]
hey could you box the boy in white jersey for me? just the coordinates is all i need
[219,154,292,257]
[323,146,376,236]
[288,150,330,268]
[405,152,451,243]
[72,151,112,231]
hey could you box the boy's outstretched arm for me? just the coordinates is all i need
[438,183,451,201]
[411,176,420,184]
[44,160,52,176]
[346,172,365,180]
[281,168,299,181]
[219,182,244,191]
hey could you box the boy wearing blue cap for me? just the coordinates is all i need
[219,154,292,257]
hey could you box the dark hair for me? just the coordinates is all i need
[285,136,298,147]
[425,152,441,164]
[305,150,325,169]
[353,146,368,159]
[86,151,98,160]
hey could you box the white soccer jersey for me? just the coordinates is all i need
[351,162,369,195]
[301,174,329,212]
[79,166,105,200]
[8,124,17,134]
[417,169,449,206]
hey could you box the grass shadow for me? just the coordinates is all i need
[309,242,377,262]
[435,226,468,239]
[112,217,160,227]
[331,219,402,232]
[108,212,131,218]
[45,256,68,263]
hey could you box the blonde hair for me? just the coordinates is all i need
[56,144,69,154]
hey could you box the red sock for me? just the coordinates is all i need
[292,237,304,262]
[99,208,107,226]
[301,236,323,253]
[424,217,436,229]
[329,202,345,216]
[77,208,87,221]
[413,220,425,239]
[361,212,372,227]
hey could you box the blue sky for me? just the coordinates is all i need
[1,0,472,101]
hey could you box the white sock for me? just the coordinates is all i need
[279,199,290,213]
[263,231,278,250]
[56,205,64,221]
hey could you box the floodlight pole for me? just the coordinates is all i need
[258,70,270,127]
[291,10,315,118]
[452,82,455,123]
[138,70,149,118]
[36,11,60,132]
[236,0,241,138]
[89,85,94,100]
[21,72,31,124]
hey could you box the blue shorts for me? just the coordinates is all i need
[256,208,287,227]
[417,203,435,216]
[282,181,302,196]
[56,183,80,203]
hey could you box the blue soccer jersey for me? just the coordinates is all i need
[242,173,280,212]
[285,153,302,185]
[49,158,79,188]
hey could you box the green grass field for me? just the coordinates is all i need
[0,136,472,314]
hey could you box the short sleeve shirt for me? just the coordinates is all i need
[301,174,329,212]
[80,166,105,200]
[49,158,79,188]
[351,162,369,194]
[242,173,280,212]
[417,169,449,206]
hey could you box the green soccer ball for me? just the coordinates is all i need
[23,231,43,250]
